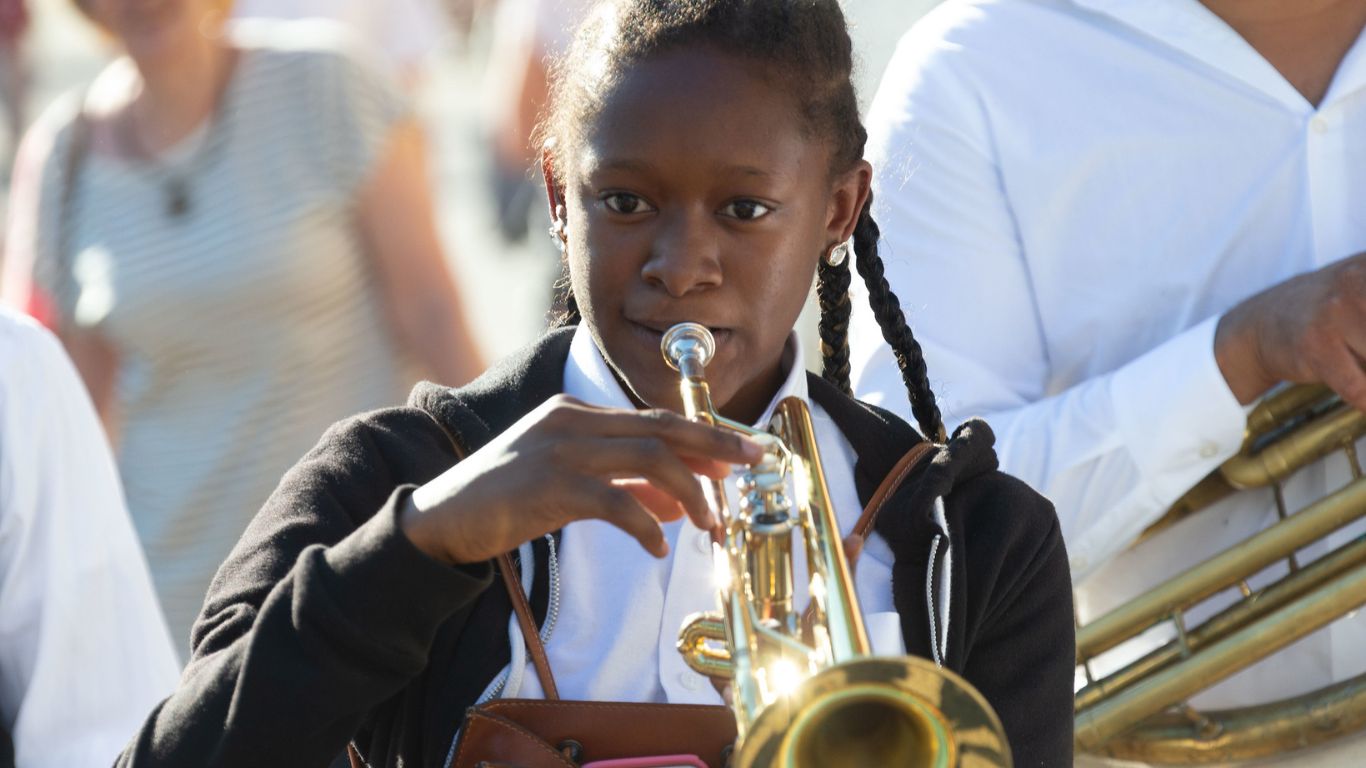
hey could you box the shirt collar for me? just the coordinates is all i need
[565,325,810,428]
[1069,0,1364,112]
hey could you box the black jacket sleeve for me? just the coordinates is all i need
[955,473,1075,768]
[117,409,493,768]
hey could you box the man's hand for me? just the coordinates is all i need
[1215,253,1366,410]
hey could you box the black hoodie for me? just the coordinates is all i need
[117,327,1074,768]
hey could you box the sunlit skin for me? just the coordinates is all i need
[401,46,871,564]
[82,0,229,67]
[551,46,869,425]
[78,0,237,158]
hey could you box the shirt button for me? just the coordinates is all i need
[1199,442,1219,459]
[680,672,702,691]
[1311,117,1329,134]
[696,532,712,554]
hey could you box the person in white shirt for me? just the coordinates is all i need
[848,0,1366,765]
[232,0,450,90]
[0,307,180,768]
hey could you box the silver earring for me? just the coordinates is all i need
[825,241,850,267]
[548,204,568,252]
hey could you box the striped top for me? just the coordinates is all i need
[18,21,416,656]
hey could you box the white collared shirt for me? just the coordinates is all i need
[848,0,1366,759]
[0,309,180,768]
[511,326,905,703]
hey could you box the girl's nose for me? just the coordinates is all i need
[640,210,723,297]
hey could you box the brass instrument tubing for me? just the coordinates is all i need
[1076,560,1366,748]
[1077,476,1366,660]
[1222,404,1366,489]
[1076,534,1366,712]
[1103,670,1366,763]
[666,327,765,737]
[773,399,871,663]
[1271,485,1302,573]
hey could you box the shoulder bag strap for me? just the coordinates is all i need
[797,441,937,636]
[497,551,561,699]
[420,410,560,700]
[846,441,938,561]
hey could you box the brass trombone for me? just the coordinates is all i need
[1074,385,1366,762]
[661,322,1010,768]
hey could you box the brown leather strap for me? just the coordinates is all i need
[347,743,365,768]
[418,409,562,699]
[844,441,938,563]
[497,552,561,700]
[798,441,938,638]
[856,442,937,538]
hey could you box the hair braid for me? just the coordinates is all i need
[551,281,582,328]
[816,256,853,395]
[851,194,946,442]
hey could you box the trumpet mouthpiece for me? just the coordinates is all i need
[662,322,716,371]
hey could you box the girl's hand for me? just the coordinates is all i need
[400,395,766,564]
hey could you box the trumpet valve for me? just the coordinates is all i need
[738,435,790,524]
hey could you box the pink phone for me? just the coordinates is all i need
[581,756,709,768]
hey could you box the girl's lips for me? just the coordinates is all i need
[631,321,732,350]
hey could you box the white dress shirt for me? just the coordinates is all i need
[509,326,906,703]
[0,308,180,768]
[849,1,1366,764]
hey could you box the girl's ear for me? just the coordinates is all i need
[825,159,872,247]
[540,140,568,220]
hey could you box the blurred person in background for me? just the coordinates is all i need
[0,0,26,173]
[0,306,179,768]
[231,0,451,93]
[0,0,487,656]
[481,0,586,244]
[850,0,1366,765]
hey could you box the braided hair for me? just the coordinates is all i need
[542,0,945,442]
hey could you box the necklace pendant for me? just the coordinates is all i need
[166,178,191,218]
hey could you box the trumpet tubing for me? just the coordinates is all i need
[661,322,1010,768]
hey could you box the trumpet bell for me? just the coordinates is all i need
[738,657,1012,768]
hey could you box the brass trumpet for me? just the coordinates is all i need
[1074,385,1366,762]
[660,322,1010,768]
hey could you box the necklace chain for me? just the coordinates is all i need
[115,51,237,220]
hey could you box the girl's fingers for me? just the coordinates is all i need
[683,455,734,479]
[544,398,766,465]
[582,479,670,557]
[616,476,721,534]
[566,438,719,528]
[614,478,687,523]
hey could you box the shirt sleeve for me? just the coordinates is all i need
[848,30,1249,581]
[0,311,180,768]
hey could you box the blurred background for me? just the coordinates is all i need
[1,0,941,359]
[0,0,941,657]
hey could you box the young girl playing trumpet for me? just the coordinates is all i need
[117,1,1075,765]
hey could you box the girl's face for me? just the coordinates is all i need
[554,46,869,423]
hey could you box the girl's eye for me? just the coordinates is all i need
[602,193,655,215]
[720,199,773,221]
